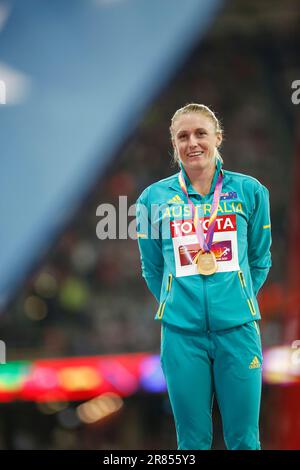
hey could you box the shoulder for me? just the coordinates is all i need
[224,169,269,194]
[136,173,179,204]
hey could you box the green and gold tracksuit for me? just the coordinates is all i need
[136,159,272,450]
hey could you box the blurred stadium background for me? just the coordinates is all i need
[0,0,300,450]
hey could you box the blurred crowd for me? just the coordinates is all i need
[3,30,296,358]
[1,4,299,449]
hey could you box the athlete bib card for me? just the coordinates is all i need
[171,214,240,277]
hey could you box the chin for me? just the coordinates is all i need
[187,160,207,170]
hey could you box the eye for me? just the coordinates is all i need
[196,130,206,136]
[178,134,187,140]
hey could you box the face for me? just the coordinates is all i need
[172,112,222,172]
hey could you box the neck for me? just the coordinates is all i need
[184,161,216,196]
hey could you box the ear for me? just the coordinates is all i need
[216,132,222,148]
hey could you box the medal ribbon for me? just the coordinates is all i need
[178,166,223,253]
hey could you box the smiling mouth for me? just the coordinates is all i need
[188,151,205,157]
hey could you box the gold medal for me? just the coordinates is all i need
[178,166,224,277]
[195,250,217,275]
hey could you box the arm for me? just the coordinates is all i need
[136,189,164,303]
[247,184,272,296]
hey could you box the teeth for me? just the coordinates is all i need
[189,151,204,156]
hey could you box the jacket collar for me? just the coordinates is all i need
[169,158,224,196]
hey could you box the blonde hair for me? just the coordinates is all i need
[169,103,224,166]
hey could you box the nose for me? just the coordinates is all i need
[188,134,198,148]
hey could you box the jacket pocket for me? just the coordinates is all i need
[157,273,173,320]
[238,270,256,316]
[253,320,260,336]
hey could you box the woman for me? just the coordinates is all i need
[136,103,272,450]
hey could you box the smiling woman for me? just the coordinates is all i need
[170,104,223,196]
[136,102,272,450]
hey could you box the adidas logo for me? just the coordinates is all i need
[249,356,261,369]
[167,195,184,204]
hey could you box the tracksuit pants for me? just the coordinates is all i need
[160,320,263,450]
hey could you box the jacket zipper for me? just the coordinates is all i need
[200,193,210,331]
[157,273,172,320]
[203,277,210,331]
[238,271,256,316]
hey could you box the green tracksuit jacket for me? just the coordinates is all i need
[136,159,272,332]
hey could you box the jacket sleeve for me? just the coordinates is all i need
[136,189,164,303]
[247,184,272,296]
